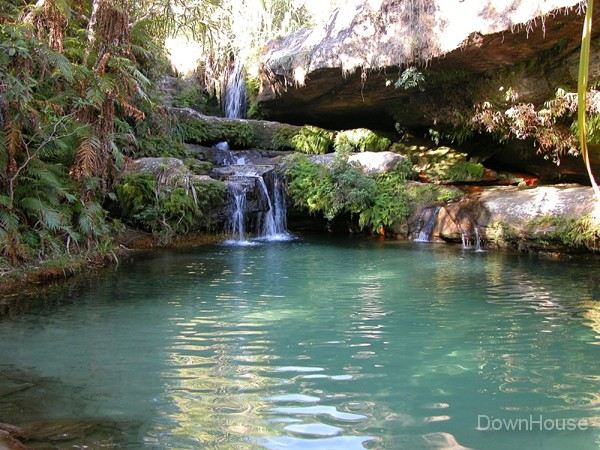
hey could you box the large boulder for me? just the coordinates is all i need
[414,184,599,252]
[348,151,405,175]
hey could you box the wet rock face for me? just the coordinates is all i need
[410,184,598,252]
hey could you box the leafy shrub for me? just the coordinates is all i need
[272,127,299,151]
[394,67,425,91]
[527,215,600,250]
[334,128,391,153]
[285,155,459,233]
[291,126,334,154]
[172,83,208,110]
[115,172,226,242]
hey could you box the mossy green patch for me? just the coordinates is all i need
[334,128,391,153]
[181,118,256,148]
[184,159,213,175]
[393,140,486,182]
[291,126,335,154]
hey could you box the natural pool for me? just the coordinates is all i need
[1,237,599,449]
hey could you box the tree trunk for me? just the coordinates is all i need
[84,0,101,64]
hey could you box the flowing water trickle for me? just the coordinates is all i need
[474,226,484,252]
[462,226,484,251]
[257,174,291,241]
[223,62,247,119]
[415,206,441,242]
[227,185,247,242]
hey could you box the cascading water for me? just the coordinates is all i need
[226,185,250,244]
[257,176,276,237]
[414,206,441,242]
[256,174,291,241]
[224,170,292,244]
[461,226,484,251]
[223,62,247,119]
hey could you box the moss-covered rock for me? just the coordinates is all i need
[173,107,301,150]
[181,115,256,148]
[184,159,213,175]
[118,158,226,242]
[334,128,391,153]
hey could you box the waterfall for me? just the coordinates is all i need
[226,185,249,244]
[257,174,291,241]
[225,171,291,244]
[461,226,484,251]
[223,62,247,119]
[414,206,440,242]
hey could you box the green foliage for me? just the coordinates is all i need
[271,127,299,150]
[246,76,262,119]
[172,82,209,110]
[285,155,459,233]
[184,159,213,175]
[115,172,226,242]
[446,161,486,182]
[290,126,334,154]
[135,135,189,158]
[395,67,425,91]
[182,117,256,148]
[527,215,600,250]
[358,168,412,232]
[334,128,391,153]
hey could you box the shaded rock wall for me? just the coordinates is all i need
[258,0,600,181]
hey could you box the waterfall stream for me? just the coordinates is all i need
[414,206,441,242]
[227,185,247,242]
[223,62,247,119]
[462,226,484,251]
[218,59,291,244]
[220,148,292,244]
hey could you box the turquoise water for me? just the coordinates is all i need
[1,237,600,449]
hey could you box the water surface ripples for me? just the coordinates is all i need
[0,237,599,449]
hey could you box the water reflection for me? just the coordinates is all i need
[0,239,598,449]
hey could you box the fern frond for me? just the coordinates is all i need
[120,100,145,121]
[47,50,73,82]
[72,135,101,180]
